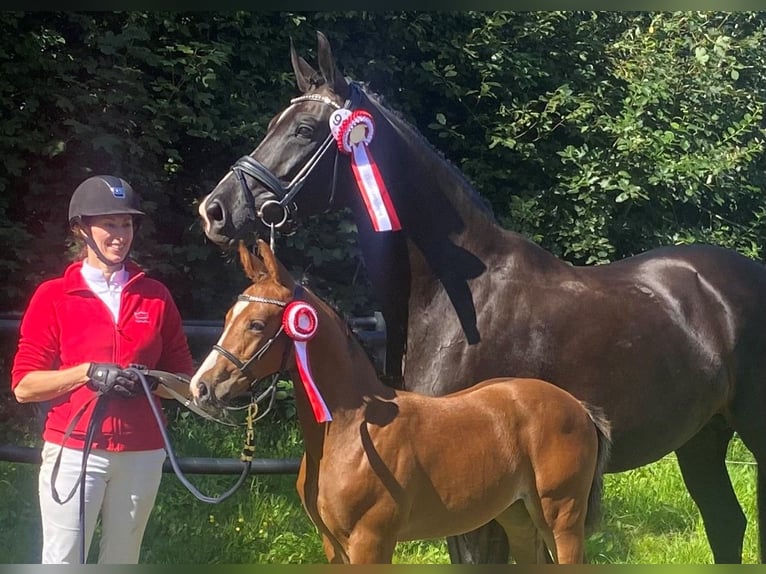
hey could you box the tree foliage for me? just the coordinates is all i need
[2,11,765,318]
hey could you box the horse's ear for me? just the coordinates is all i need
[316,31,348,100]
[256,239,295,290]
[290,36,316,94]
[238,241,268,283]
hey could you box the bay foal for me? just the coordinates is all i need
[191,240,611,563]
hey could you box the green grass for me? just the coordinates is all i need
[590,438,759,564]
[0,397,760,564]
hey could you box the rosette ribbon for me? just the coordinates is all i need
[329,109,401,232]
[282,300,332,423]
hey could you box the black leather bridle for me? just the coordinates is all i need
[230,83,365,231]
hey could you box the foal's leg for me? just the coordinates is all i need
[345,527,397,564]
[446,521,509,564]
[536,496,588,564]
[548,515,586,564]
[675,417,744,563]
[495,501,552,564]
[321,533,347,564]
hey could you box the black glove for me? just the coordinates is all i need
[87,363,144,399]
[127,364,159,392]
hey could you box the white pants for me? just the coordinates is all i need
[38,441,166,564]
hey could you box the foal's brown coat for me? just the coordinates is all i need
[192,241,611,564]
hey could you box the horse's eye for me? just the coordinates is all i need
[248,319,266,332]
[295,124,314,138]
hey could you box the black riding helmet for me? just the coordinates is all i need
[68,175,145,227]
[68,175,145,267]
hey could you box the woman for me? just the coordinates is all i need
[11,175,195,564]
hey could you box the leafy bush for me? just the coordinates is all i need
[2,12,765,319]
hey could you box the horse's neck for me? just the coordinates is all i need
[289,293,388,434]
[344,91,565,378]
[379,102,500,241]
[352,93,539,270]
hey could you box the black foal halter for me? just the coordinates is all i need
[230,83,365,231]
[211,284,306,386]
[211,293,288,380]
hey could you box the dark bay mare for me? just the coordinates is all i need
[190,240,611,563]
[197,31,766,563]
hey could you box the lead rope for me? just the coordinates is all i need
[130,368,255,505]
[240,401,257,464]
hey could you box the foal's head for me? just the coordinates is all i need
[191,240,295,408]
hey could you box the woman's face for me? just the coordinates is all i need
[83,214,135,269]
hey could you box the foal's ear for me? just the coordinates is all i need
[255,239,296,290]
[316,31,349,99]
[256,239,281,284]
[238,241,267,283]
[290,36,316,94]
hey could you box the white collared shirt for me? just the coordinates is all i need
[80,260,129,323]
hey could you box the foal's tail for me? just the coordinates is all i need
[581,402,612,532]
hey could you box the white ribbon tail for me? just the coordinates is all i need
[350,144,401,232]
[294,341,332,423]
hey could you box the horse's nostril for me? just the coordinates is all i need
[206,200,224,223]
[196,380,209,398]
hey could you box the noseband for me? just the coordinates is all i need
[230,83,365,230]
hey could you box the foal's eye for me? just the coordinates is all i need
[248,319,266,332]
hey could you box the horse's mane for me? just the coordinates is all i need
[359,82,497,221]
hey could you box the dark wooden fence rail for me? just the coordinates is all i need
[0,443,302,474]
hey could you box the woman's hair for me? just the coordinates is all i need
[66,223,88,261]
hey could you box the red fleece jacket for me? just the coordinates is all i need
[11,260,194,451]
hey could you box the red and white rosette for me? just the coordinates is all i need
[283,301,332,423]
[329,109,401,232]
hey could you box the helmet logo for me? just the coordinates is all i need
[110,184,126,199]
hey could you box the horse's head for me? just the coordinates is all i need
[190,239,295,408]
[199,31,351,247]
